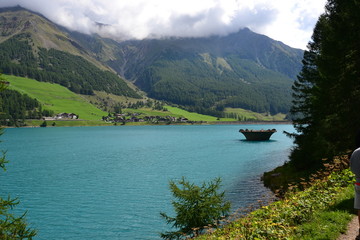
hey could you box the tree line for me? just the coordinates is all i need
[0,86,53,126]
[289,0,360,169]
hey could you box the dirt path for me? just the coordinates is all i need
[338,216,359,240]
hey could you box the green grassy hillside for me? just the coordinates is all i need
[3,74,284,124]
[4,74,107,120]
[2,75,232,123]
[224,108,287,121]
[165,106,234,121]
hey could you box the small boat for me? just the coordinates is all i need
[239,129,277,141]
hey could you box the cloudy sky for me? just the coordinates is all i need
[0,0,327,49]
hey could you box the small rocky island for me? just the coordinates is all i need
[239,129,277,141]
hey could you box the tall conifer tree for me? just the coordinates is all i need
[290,0,360,169]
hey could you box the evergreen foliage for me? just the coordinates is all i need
[0,80,52,126]
[160,177,231,240]
[0,189,37,239]
[289,0,360,169]
[0,33,141,98]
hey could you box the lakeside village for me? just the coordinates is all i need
[102,112,192,124]
[44,112,193,124]
[43,112,79,121]
[100,100,196,124]
[50,100,198,124]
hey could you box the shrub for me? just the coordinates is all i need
[160,177,231,239]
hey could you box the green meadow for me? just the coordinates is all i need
[2,74,283,126]
[4,75,107,121]
[224,107,287,121]
[165,106,235,122]
[2,75,230,125]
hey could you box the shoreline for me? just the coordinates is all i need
[212,120,292,125]
[2,120,292,128]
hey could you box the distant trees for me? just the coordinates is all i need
[289,0,360,169]
[0,82,53,126]
[40,120,47,128]
[160,177,231,239]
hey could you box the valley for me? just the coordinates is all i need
[0,7,303,126]
[2,74,286,127]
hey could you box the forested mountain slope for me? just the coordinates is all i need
[102,28,303,114]
[0,7,303,115]
[0,7,141,98]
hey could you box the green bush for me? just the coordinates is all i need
[161,177,231,239]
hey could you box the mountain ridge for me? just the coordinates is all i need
[0,7,304,115]
[102,30,303,114]
[0,8,141,98]
[0,6,111,71]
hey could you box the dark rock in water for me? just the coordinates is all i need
[239,129,277,141]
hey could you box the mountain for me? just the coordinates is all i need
[0,7,141,98]
[0,7,304,115]
[101,31,303,114]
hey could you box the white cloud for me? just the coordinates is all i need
[0,0,327,49]
[257,0,327,49]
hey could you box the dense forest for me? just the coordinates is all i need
[0,86,52,126]
[130,52,293,116]
[0,33,141,98]
[289,0,360,169]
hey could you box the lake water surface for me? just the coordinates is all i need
[0,124,294,239]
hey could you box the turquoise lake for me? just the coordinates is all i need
[0,124,295,239]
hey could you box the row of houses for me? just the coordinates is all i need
[42,111,191,124]
[103,114,190,123]
[42,113,79,121]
